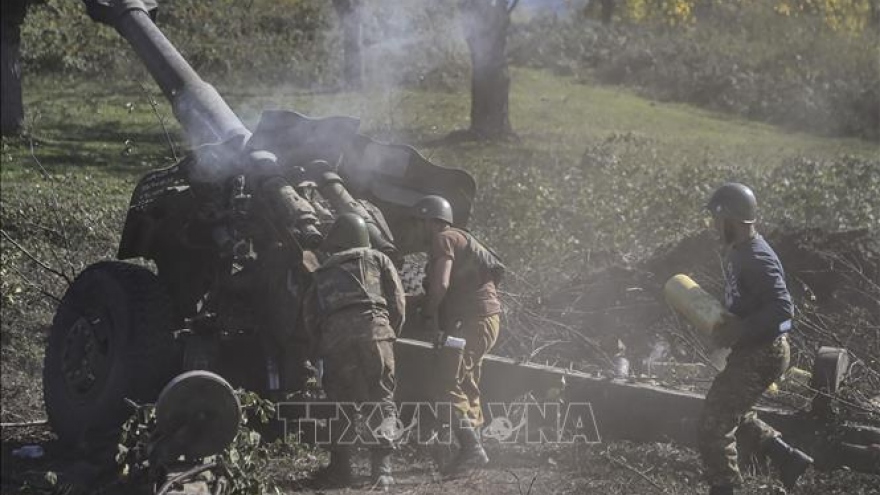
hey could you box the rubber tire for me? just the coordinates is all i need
[43,261,180,447]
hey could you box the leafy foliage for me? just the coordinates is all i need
[20,0,468,91]
[512,2,880,139]
[221,391,279,495]
[115,390,281,495]
[20,0,877,140]
[583,0,879,32]
[21,0,337,86]
[473,135,880,287]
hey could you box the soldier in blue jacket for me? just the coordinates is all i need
[699,183,813,495]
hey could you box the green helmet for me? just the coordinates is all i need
[707,182,758,224]
[323,213,370,252]
[413,195,454,224]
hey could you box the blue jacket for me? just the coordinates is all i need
[723,235,793,347]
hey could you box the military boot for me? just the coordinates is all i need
[708,485,734,495]
[370,448,395,489]
[443,417,489,477]
[765,437,813,490]
[314,448,353,487]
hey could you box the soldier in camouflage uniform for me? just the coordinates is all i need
[699,183,813,495]
[303,213,405,488]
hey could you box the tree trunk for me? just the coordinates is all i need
[460,0,514,140]
[600,0,615,25]
[1,0,28,136]
[332,0,363,90]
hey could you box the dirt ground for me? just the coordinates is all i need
[3,425,879,495]
[2,230,877,494]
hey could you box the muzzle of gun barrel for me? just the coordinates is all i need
[296,223,324,250]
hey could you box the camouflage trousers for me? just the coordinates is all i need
[322,337,397,448]
[436,314,501,427]
[698,335,790,487]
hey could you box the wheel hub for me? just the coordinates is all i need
[62,316,111,397]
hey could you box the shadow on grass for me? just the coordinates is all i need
[7,122,181,177]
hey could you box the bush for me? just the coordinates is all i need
[510,4,880,140]
[20,0,469,92]
[22,0,338,87]
[471,133,879,289]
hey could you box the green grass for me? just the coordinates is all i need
[5,67,875,178]
[221,67,877,163]
[3,67,877,278]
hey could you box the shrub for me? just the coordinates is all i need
[20,0,470,92]
[510,4,880,140]
[21,0,338,87]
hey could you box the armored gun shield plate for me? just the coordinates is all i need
[249,110,361,172]
[341,135,476,225]
[155,370,241,459]
[339,134,477,254]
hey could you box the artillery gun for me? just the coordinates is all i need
[43,0,476,472]
[41,1,878,492]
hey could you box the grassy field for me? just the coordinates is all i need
[2,65,879,494]
[4,67,876,261]
[6,67,876,173]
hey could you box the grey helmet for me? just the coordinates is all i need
[413,195,454,224]
[707,182,758,224]
[322,213,370,252]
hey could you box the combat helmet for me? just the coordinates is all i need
[706,182,757,224]
[413,195,454,225]
[322,213,370,252]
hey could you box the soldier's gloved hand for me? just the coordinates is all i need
[711,312,743,349]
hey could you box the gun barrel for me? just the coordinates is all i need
[318,172,398,258]
[85,1,250,147]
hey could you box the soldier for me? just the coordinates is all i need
[699,183,813,495]
[303,213,405,488]
[413,195,504,476]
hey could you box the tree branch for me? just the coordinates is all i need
[10,265,62,304]
[0,419,48,428]
[1,229,72,286]
[28,132,74,280]
[602,451,668,494]
[138,81,178,161]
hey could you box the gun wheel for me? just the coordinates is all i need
[43,261,180,447]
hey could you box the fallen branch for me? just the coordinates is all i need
[507,470,539,495]
[10,265,62,304]
[602,451,668,494]
[138,81,179,161]
[28,132,75,280]
[1,229,72,286]
[0,419,48,428]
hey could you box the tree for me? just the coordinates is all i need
[457,0,519,140]
[600,0,616,24]
[1,0,29,136]
[332,0,364,90]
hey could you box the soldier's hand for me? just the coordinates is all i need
[431,330,446,349]
[711,312,742,349]
[421,313,443,347]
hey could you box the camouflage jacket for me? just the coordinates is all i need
[303,247,405,353]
